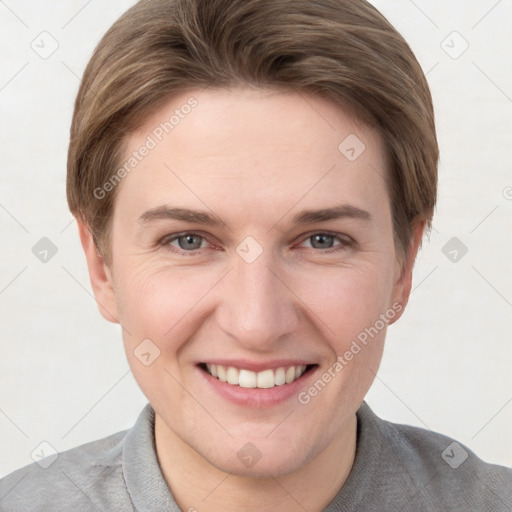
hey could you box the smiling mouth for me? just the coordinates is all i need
[198,363,317,389]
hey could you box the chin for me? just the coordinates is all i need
[220,452,306,478]
[200,436,314,478]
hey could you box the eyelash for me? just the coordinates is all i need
[159,231,355,256]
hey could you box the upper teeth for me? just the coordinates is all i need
[205,364,308,388]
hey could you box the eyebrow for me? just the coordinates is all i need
[138,206,225,226]
[291,204,371,224]
[138,204,372,227]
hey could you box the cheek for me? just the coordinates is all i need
[115,264,211,401]
[115,254,395,345]
[292,262,393,344]
[115,262,217,344]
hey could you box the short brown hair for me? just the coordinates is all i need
[67,0,438,265]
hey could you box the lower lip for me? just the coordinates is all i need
[196,365,318,408]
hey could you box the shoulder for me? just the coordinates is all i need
[366,405,512,510]
[0,429,134,512]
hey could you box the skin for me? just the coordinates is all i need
[79,87,424,512]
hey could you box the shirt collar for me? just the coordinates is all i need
[122,402,181,511]
[324,400,385,511]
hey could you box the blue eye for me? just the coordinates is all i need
[165,233,207,252]
[307,233,336,249]
[300,232,353,252]
[160,231,354,256]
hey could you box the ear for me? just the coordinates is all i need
[388,219,425,325]
[77,220,119,324]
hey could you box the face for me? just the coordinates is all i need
[81,87,420,477]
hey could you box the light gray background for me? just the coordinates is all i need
[1,0,511,477]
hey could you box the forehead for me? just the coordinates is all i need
[115,87,390,222]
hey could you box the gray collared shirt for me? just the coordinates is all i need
[1,401,511,511]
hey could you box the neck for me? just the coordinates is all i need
[154,414,357,512]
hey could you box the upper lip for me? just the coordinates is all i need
[200,359,315,372]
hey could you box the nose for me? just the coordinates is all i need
[215,245,300,352]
